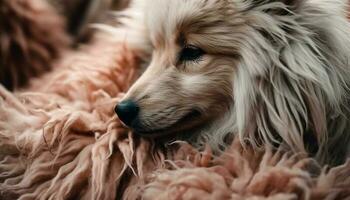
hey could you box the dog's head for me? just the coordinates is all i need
[115,0,350,157]
[117,0,239,136]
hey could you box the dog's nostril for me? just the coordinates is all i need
[115,100,139,126]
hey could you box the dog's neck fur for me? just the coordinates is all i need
[192,0,350,165]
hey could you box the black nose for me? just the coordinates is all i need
[115,100,139,126]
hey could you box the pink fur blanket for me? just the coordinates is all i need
[0,35,349,200]
[1,0,350,199]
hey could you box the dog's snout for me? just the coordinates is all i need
[115,100,139,126]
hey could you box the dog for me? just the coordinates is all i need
[109,0,350,165]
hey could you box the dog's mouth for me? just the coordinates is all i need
[132,109,204,137]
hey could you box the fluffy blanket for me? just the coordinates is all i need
[1,0,350,200]
[0,0,69,90]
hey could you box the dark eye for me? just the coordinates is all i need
[178,45,205,62]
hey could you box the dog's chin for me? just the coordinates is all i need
[132,109,205,138]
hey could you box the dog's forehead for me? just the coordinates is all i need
[144,0,231,46]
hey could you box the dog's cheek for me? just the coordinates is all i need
[178,74,220,109]
[180,75,205,92]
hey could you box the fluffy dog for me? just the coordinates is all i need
[109,0,350,165]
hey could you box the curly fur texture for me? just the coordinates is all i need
[131,141,350,200]
[0,36,350,199]
[0,32,350,200]
[0,0,350,199]
[0,0,69,90]
[0,36,140,199]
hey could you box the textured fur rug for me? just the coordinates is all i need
[0,0,69,90]
[1,0,350,200]
[0,32,350,200]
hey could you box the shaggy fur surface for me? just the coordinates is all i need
[0,0,69,90]
[1,0,350,200]
[133,142,350,200]
[0,36,140,199]
[0,35,349,200]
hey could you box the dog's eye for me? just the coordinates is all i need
[179,45,205,62]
